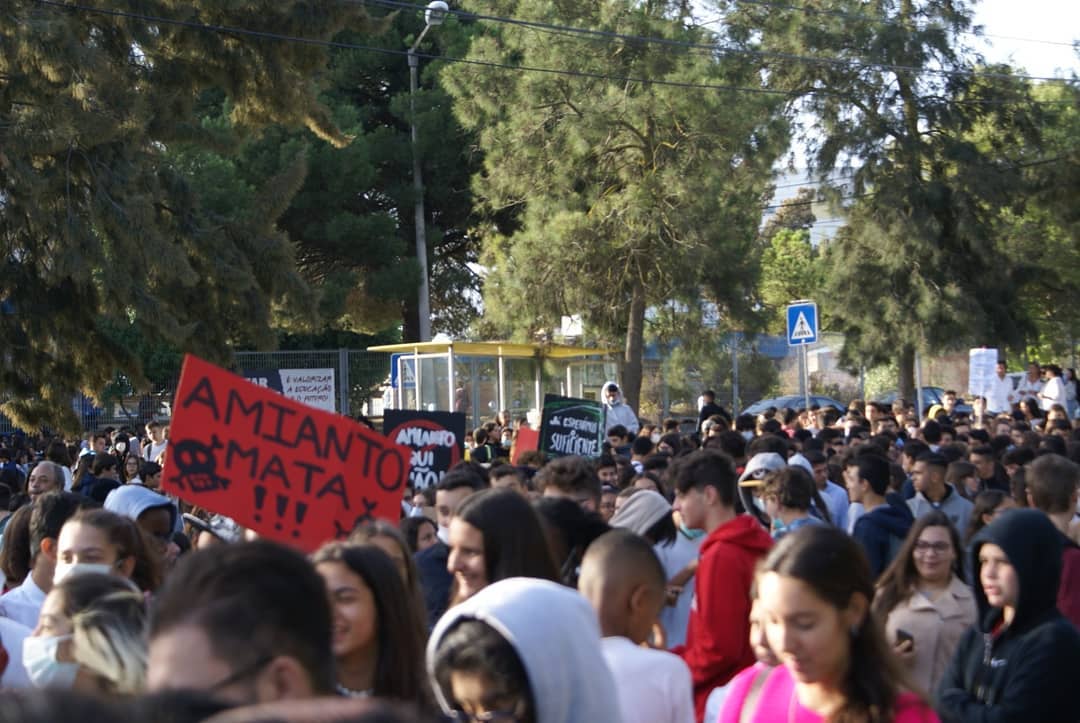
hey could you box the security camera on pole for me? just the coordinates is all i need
[787,300,819,415]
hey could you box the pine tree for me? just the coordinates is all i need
[0,1,375,431]
[719,0,1044,398]
[442,0,788,413]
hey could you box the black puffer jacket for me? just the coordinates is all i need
[936,509,1080,722]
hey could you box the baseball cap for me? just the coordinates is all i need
[738,452,786,487]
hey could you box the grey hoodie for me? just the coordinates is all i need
[427,577,623,723]
[103,484,180,532]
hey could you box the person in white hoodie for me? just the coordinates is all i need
[602,382,640,437]
[427,577,623,723]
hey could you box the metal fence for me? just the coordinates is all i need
[0,350,393,435]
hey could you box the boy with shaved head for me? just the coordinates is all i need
[579,529,694,723]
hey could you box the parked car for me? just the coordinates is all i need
[741,395,846,416]
[873,386,973,416]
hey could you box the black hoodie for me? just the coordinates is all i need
[852,492,913,579]
[936,509,1080,722]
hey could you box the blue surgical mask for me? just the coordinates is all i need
[679,523,706,541]
[23,635,79,689]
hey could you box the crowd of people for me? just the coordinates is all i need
[0,368,1078,722]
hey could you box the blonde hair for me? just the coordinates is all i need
[56,575,147,695]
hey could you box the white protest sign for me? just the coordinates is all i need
[968,349,998,397]
[280,369,336,412]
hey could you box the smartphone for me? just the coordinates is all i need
[896,629,914,646]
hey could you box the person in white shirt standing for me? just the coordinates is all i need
[983,360,1016,416]
[1039,364,1068,413]
[143,421,168,465]
[579,529,694,723]
[0,493,90,630]
[1015,361,1044,404]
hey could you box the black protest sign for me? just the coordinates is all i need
[383,410,466,489]
[538,394,606,460]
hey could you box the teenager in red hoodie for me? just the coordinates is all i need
[1025,453,1080,628]
[671,449,773,722]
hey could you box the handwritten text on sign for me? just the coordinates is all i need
[383,410,465,490]
[163,355,410,552]
[538,394,606,460]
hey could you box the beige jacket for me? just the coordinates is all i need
[884,575,977,696]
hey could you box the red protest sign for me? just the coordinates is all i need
[513,428,539,464]
[163,355,410,552]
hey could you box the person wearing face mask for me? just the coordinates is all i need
[55,509,163,593]
[610,490,701,648]
[24,573,147,694]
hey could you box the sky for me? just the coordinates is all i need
[972,0,1079,77]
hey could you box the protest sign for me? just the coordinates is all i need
[538,394,606,460]
[383,410,466,489]
[242,368,336,413]
[164,355,410,552]
[969,348,999,397]
[513,428,539,464]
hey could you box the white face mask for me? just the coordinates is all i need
[23,635,79,689]
[741,431,754,441]
[53,562,115,586]
[650,433,661,444]
[437,525,450,545]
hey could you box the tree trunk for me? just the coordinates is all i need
[623,279,646,418]
[402,296,420,343]
[898,345,915,406]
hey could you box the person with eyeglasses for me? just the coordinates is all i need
[871,511,976,699]
[428,577,623,723]
[146,540,336,705]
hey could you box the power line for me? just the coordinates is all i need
[31,0,795,96]
[729,0,1080,49]
[363,0,1078,86]
[29,0,1077,108]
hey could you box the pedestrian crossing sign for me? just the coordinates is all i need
[787,301,818,346]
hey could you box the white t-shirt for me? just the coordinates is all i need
[0,617,31,689]
[1041,376,1067,412]
[0,574,46,630]
[654,533,701,649]
[146,440,168,464]
[983,374,1014,414]
[1015,375,1043,402]
[601,636,694,723]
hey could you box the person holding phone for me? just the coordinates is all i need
[871,511,976,697]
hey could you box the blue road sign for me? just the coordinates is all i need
[787,301,819,346]
[389,353,417,390]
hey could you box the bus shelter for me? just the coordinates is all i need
[368,341,616,430]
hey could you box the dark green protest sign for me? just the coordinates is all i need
[538,394,606,460]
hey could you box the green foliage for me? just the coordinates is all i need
[990,82,1080,362]
[719,0,1046,396]
[759,228,823,335]
[443,0,788,410]
[0,0,380,432]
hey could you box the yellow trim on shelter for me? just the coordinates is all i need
[367,341,613,359]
